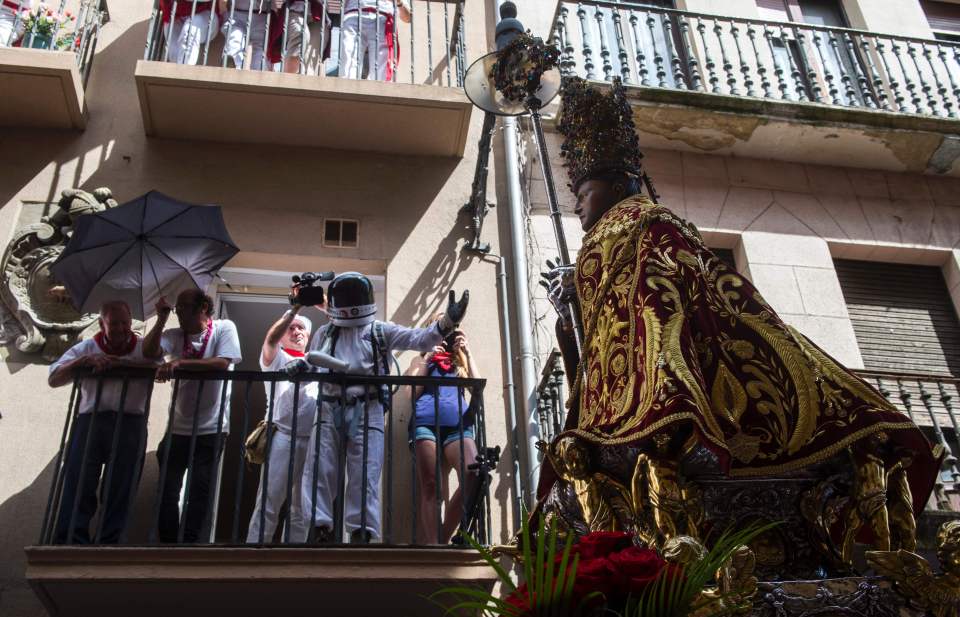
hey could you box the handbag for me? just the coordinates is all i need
[244,420,270,465]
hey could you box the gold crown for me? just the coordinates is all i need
[558,77,644,190]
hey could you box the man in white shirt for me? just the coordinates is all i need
[246,308,316,543]
[338,0,410,81]
[143,289,242,543]
[48,300,158,544]
[0,0,29,47]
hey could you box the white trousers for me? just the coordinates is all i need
[246,429,310,543]
[301,400,384,539]
[221,10,268,70]
[339,13,389,81]
[167,11,220,65]
[0,7,23,47]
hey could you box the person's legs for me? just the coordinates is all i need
[156,433,189,543]
[282,10,307,73]
[246,429,292,543]
[344,403,384,541]
[220,11,248,68]
[287,434,311,542]
[175,10,219,65]
[180,433,224,543]
[99,414,147,543]
[338,13,361,79]
[367,14,389,81]
[301,405,340,538]
[413,435,439,544]
[54,414,102,544]
[441,434,478,543]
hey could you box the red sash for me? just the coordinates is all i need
[94,332,138,357]
[283,347,305,358]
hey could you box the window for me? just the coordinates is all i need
[322,218,359,248]
[922,0,960,37]
[835,259,960,377]
[711,247,737,270]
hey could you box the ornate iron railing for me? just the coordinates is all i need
[39,368,493,547]
[7,0,107,87]
[532,352,960,509]
[142,0,466,87]
[549,0,960,119]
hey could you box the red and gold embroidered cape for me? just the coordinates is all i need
[559,196,938,513]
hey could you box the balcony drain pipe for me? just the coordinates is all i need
[495,0,541,509]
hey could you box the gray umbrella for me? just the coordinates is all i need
[51,191,239,320]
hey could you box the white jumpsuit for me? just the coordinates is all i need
[300,321,442,541]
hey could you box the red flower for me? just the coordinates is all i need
[607,546,669,594]
[504,585,532,616]
[571,554,617,598]
[571,531,633,560]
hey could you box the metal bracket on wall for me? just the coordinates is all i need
[460,111,498,254]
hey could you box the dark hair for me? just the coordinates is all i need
[591,170,642,198]
[183,289,215,317]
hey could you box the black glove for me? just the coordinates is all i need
[283,358,309,376]
[439,289,469,334]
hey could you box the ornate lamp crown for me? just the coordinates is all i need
[489,32,560,104]
[558,77,644,191]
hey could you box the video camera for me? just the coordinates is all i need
[290,271,335,307]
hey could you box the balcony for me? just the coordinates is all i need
[0,0,107,130]
[549,1,960,175]
[134,0,473,157]
[25,368,497,617]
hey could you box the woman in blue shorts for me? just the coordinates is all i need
[406,327,478,544]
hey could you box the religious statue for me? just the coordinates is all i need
[0,187,117,360]
[534,76,941,572]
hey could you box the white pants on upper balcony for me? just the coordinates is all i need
[246,429,310,543]
[301,399,384,540]
[0,6,24,47]
[339,12,390,81]
[166,11,220,65]
[221,10,269,70]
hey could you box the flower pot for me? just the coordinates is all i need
[27,34,52,49]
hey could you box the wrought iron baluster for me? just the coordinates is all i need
[612,5,630,83]
[860,34,891,110]
[938,381,960,483]
[879,38,909,112]
[826,28,856,105]
[909,41,938,115]
[577,2,596,80]
[700,17,719,93]
[923,43,950,117]
[663,13,685,89]
[647,11,666,87]
[780,24,806,101]
[629,9,649,86]
[713,18,738,95]
[426,0,433,84]
[896,378,916,423]
[556,5,576,77]
[937,43,960,118]
[765,24,789,99]
[919,381,960,495]
[895,40,923,112]
[595,4,612,80]
[747,22,770,97]
[812,28,840,104]
[794,27,822,103]
[730,20,753,97]
[678,12,703,91]
[843,32,874,108]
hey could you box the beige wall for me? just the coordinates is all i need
[0,0,521,615]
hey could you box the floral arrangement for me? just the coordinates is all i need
[19,3,76,48]
[434,516,772,617]
[489,32,560,104]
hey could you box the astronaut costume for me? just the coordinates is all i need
[293,273,467,543]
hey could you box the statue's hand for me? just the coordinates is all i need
[541,263,576,324]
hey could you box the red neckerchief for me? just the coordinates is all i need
[182,321,212,359]
[94,331,138,356]
[430,351,454,374]
[283,347,305,358]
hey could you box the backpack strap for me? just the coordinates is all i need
[371,320,390,376]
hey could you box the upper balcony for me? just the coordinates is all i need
[549,1,960,176]
[25,368,498,617]
[134,0,474,157]
[0,0,108,130]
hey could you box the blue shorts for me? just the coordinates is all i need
[408,423,475,447]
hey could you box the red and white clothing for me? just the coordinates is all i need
[49,336,154,415]
[160,0,220,65]
[0,0,30,47]
[338,0,402,81]
[159,319,242,436]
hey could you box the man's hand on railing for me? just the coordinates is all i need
[80,354,114,374]
[155,359,182,383]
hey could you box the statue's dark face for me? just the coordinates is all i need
[574,178,621,232]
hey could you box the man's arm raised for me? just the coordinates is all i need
[143,297,172,359]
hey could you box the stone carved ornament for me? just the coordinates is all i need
[0,188,117,361]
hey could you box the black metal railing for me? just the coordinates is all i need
[5,0,106,87]
[39,367,493,547]
[142,0,466,87]
[536,350,566,445]
[550,0,960,119]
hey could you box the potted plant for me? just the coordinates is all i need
[19,3,75,50]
